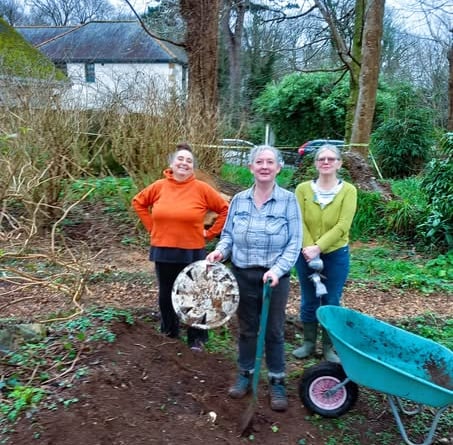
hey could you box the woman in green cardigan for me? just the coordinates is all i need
[293,144,357,363]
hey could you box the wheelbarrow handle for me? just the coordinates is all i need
[251,279,272,395]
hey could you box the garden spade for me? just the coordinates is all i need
[239,279,272,435]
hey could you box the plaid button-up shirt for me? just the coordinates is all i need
[215,184,302,278]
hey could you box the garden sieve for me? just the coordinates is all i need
[171,260,240,329]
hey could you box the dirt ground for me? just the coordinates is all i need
[1,204,452,445]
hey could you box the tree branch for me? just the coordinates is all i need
[122,0,186,48]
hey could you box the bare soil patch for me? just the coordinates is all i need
[1,215,452,445]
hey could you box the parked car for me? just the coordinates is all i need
[221,138,256,148]
[220,138,256,166]
[298,139,345,157]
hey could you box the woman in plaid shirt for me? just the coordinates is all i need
[207,145,302,412]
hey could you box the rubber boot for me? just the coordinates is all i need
[292,322,318,359]
[322,328,340,363]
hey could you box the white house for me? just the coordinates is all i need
[16,21,188,111]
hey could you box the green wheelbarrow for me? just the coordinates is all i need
[299,305,453,445]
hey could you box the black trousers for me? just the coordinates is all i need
[154,262,208,346]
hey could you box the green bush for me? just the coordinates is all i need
[219,164,294,189]
[371,113,434,178]
[350,191,386,241]
[383,177,429,242]
[253,72,347,146]
[384,198,427,240]
[419,133,453,251]
[289,158,317,189]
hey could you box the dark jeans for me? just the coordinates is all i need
[154,262,208,346]
[232,265,289,378]
[295,246,350,323]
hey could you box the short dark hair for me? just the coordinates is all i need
[169,142,197,167]
[176,142,192,152]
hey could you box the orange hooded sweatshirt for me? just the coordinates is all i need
[132,169,229,249]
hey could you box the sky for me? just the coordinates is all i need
[12,0,452,37]
[13,0,155,15]
[385,0,453,37]
[116,0,452,37]
[110,0,155,14]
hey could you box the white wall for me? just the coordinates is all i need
[62,62,187,111]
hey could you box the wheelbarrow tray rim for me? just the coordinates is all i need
[317,306,453,408]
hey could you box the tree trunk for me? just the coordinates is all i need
[180,0,220,123]
[221,0,246,128]
[315,0,388,194]
[344,0,365,143]
[448,40,453,131]
[350,0,385,157]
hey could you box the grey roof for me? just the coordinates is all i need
[16,21,187,65]
[16,26,75,46]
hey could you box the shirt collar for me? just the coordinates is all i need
[245,184,280,201]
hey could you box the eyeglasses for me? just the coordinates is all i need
[317,157,339,163]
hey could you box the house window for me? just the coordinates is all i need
[85,63,95,83]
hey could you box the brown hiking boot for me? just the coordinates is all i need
[269,377,288,411]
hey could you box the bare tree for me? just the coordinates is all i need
[385,0,452,129]
[418,0,453,130]
[0,0,26,25]
[27,0,114,25]
[73,0,115,24]
[240,4,307,122]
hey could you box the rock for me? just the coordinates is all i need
[0,323,47,353]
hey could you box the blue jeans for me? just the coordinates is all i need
[295,246,350,323]
[232,265,289,378]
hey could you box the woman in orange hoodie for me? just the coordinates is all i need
[132,143,229,351]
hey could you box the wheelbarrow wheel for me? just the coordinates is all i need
[299,361,359,418]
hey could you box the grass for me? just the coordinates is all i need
[301,385,452,445]
[67,176,136,217]
[395,313,453,350]
[349,244,453,294]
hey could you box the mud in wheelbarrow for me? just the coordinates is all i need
[299,305,453,445]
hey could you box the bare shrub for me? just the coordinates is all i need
[0,73,223,319]
[99,78,221,189]
[0,95,104,318]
